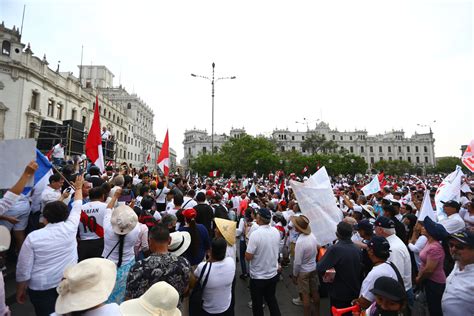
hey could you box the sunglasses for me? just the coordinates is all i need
[448,242,467,250]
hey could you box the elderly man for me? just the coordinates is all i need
[374,216,413,306]
[245,208,281,316]
[442,229,474,315]
[439,200,466,234]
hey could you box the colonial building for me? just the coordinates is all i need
[182,122,435,169]
[0,23,174,169]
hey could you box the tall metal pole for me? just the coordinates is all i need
[211,62,215,154]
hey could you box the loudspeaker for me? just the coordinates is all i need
[37,120,62,152]
[62,120,85,156]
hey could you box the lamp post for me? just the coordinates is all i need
[191,63,236,154]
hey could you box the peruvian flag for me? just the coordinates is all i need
[45,146,54,161]
[106,160,114,167]
[301,166,308,174]
[378,171,387,187]
[85,95,105,172]
[157,129,170,176]
[462,139,474,172]
[146,153,151,163]
[209,170,219,177]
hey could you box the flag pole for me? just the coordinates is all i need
[51,165,76,189]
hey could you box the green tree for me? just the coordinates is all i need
[301,133,338,154]
[435,157,469,174]
[372,160,414,175]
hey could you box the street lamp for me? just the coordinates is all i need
[191,63,236,154]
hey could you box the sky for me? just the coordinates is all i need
[2,0,473,161]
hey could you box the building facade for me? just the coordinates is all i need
[182,122,435,169]
[0,23,174,169]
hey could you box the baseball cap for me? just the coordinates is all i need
[370,276,406,302]
[354,219,373,232]
[441,200,461,210]
[257,208,272,220]
[450,229,474,248]
[367,236,391,257]
[374,216,395,229]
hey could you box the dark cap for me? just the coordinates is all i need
[257,208,272,220]
[441,200,461,210]
[367,236,391,257]
[450,229,474,248]
[374,216,395,229]
[370,276,406,302]
[354,219,373,232]
[424,217,449,241]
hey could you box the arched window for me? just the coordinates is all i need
[2,41,11,56]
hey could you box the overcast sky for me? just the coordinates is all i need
[2,0,472,161]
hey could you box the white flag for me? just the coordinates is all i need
[361,175,381,196]
[418,190,436,222]
[434,166,464,220]
[249,183,257,196]
[290,167,343,246]
[461,182,472,193]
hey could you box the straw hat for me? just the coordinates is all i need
[291,215,311,235]
[55,258,116,314]
[168,231,191,257]
[214,218,237,246]
[0,226,11,252]
[120,281,181,316]
[361,205,376,219]
[111,205,138,235]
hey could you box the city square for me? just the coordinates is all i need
[0,1,473,316]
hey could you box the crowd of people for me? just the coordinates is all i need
[0,159,473,316]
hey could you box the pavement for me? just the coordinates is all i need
[5,253,332,316]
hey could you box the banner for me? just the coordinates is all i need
[434,166,464,219]
[290,167,343,245]
[0,139,35,189]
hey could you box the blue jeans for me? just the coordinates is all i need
[406,287,414,307]
[239,239,247,275]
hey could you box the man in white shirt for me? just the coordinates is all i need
[439,200,466,234]
[101,126,111,141]
[442,229,474,315]
[355,236,400,309]
[245,208,281,316]
[78,187,107,261]
[291,215,320,316]
[182,189,197,209]
[16,175,84,316]
[374,216,414,307]
[51,143,65,166]
[39,173,69,228]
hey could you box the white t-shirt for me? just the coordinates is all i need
[246,225,281,279]
[155,187,170,204]
[79,201,107,240]
[440,213,466,234]
[165,201,175,213]
[194,257,236,314]
[182,196,197,209]
[101,208,140,265]
[52,144,64,159]
[293,233,318,276]
[360,262,399,302]
[101,130,111,140]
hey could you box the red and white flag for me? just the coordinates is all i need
[301,166,308,174]
[85,95,105,172]
[157,129,170,176]
[209,170,219,177]
[106,160,114,167]
[146,153,151,163]
[462,139,474,172]
[45,146,54,161]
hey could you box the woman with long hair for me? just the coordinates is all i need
[102,188,139,304]
[178,208,210,267]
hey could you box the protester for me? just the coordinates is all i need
[236,208,253,279]
[120,281,181,316]
[214,217,237,261]
[78,186,107,261]
[441,229,474,315]
[178,208,211,267]
[102,189,140,304]
[194,192,215,237]
[194,238,235,315]
[16,175,84,316]
[291,215,320,316]
[52,258,118,315]
[316,221,362,312]
[364,276,408,315]
[245,208,281,316]
[439,200,466,233]
[374,217,413,305]
[354,236,399,309]
[125,225,191,301]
